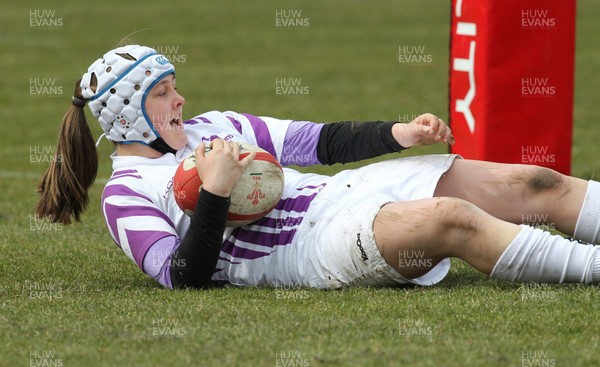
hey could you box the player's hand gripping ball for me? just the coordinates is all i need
[173,142,284,227]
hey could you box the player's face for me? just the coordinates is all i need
[145,74,188,151]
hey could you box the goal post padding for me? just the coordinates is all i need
[449,0,576,174]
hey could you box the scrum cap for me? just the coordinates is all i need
[80,45,174,145]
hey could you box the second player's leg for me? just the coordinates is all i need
[433,159,588,235]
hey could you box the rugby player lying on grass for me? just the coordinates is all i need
[37,45,600,289]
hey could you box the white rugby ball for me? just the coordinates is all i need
[173,142,285,227]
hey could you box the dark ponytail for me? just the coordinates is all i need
[36,79,98,224]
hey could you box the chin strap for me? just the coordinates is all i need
[95,133,107,147]
[149,137,177,155]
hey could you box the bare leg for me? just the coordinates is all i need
[434,159,588,234]
[373,197,521,279]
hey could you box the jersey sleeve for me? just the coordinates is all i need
[222,111,324,167]
[184,110,325,167]
[101,182,179,288]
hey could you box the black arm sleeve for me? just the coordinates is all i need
[169,189,230,289]
[316,121,408,165]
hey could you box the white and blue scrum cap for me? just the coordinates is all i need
[80,45,175,144]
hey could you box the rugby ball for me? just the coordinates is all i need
[173,142,284,227]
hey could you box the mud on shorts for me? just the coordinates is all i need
[292,154,459,289]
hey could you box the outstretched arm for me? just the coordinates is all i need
[317,120,406,165]
[316,113,454,165]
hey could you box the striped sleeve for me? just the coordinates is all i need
[185,110,324,167]
[101,173,178,278]
[222,111,323,166]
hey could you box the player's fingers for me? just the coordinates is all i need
[210,138,224,150]
[194,143,208,176]
[240,151,256,167]
[230,142,244,163]
[424,115,439,134]
[441,126,452,144]
[231,141,240,157]
[195,142,207,158]
[436,119,448,141]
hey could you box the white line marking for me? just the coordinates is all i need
[0,171,109,184]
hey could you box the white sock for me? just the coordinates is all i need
[490,225,600,283]
[574,180,600,244]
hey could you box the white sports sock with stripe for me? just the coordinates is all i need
[490,225,600,284]
[574,180,600,245]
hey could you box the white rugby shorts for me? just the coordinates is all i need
[292,154,459,289]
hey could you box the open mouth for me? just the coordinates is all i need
[169,117,182,127]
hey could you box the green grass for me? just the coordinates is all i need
[1,0,600,366]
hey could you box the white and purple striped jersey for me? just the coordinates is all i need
[101,111,331,288]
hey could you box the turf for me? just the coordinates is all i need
[1,1,600,366]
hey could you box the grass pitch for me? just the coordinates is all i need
[1,1,600,366]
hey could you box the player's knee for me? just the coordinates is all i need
[521,165,565,195]
[431,197,481,236]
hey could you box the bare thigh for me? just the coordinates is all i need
[434,159,587,234]
[373,197,520,280]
